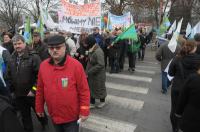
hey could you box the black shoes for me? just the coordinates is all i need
[128,68,135,72]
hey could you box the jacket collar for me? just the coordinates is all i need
[89,44,99,53]
[49,53,67,66]
[12,47,30,59]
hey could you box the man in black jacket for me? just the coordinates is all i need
[6,35,48,132]
[31,32,49,61]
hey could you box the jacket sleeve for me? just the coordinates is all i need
[35,66,45,113]
[75,63,90,116]
[176,77,191,116]
[87,51,104,75]
[31,54,41,94]
[155,44,163,61]
[168,57,177,76]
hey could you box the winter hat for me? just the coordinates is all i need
[85,35,96,48]
[47,35,65,46]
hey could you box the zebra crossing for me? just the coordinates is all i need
[80,61,158,132]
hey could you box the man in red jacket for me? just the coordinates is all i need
[35,35,90,132]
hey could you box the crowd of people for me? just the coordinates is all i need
[0,26,151,132]
[156,33,200,132]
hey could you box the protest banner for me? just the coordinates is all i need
[59,0,101,34]
[107,12,132,30]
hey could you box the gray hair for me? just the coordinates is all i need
[12,35,25,43]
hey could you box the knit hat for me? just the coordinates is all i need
[85,35,96,48]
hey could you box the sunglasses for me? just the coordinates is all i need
[48,45,65,51]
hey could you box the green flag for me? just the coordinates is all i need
[158,16,171,36]
[35,16,44,39]
[114,24,138,43]
[23,17,32,44]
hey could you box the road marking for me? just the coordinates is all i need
[106,82,148,94]
[136,65,160,69]
[107,95,144,111]
[106,73,152,83]
[124,64,156,74]
[124,64,160,69]
[135,69,155,74]
[138,60,158,65]
[81,114,137,132]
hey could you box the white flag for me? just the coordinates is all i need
[186,23,192,38]
[168,18,183,53]
[190,21,200,38]
[168,20,176,34]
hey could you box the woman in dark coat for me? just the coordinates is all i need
[86,35,107,109]
[175,66,200,132]
[169,40,200,132]
[74,32,89,69]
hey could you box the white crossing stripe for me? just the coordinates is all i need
[138,60,158,65]
[135,69,155,74]
[107,95,144,111]
[136,65,160,69]
[81,114,137,132]
[124,64,159,69]
[106,73,152,83]
[124,64,156,74]
[106,82,148,94]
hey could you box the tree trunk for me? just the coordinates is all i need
[169,0,194,31]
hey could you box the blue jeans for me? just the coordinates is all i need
[54,120,79,132]
[162,71,170,93]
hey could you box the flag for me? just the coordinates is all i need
[36,16,44,39]
[23,17,32,44]
[158,16,171,36]
[168,18,183,53]
[185,22,192,38]
[114,23,138,43]
[168,20,176,34]
[101,16,105,30]
[107,16,112,31]
[190,21,200,39]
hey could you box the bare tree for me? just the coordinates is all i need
[0,0,27,30]
[25,0,60,22]
[169,0,195,30]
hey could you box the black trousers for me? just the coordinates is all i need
[138,48,145,60]
[170,90,180,132]
[127,52,136,69]
[16,96,48,132]
[53,120,79,132]
[109,56,120,73]
[90,97,105,104]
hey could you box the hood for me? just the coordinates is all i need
[182,53,200,70]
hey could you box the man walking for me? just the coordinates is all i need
[6,35,48,132]
[155,34,180,94]
[35,35,90,132]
